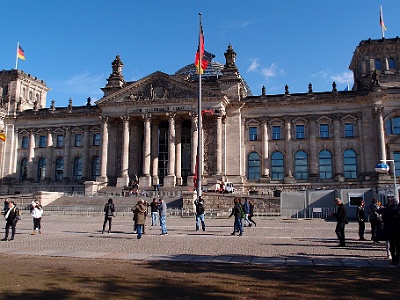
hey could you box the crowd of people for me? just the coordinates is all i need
[2,194,400,265]
[334,196,400,265]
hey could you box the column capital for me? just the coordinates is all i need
[166,112,176,120]
[120,115,130,122]
[100,115,109,123]
[142,113,152,120]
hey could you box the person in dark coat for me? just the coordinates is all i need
[102,198,115,234]
[248,200,257,227]
[379,197,400,265]
[133,200,147,239]
[356,200,366,240]
[1,201,19,241]
[229,198,243,236]
[333,198,348,247]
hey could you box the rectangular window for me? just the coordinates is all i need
[75,134,83,147]
[39,135,46,148]
[319,124,329,138]
[56,135,64,147]
[249,127,257,141]
[93,133,101,146]
[21,136,29,149]
[344,123,354,138]
[296,125,305,139]
[272,126,281,140]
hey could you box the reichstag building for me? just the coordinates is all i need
[0,37,399,196]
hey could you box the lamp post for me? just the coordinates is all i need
[375,160,399,203]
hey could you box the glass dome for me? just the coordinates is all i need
[175,61,252,95]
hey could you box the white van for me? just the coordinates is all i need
[224,182,234,193]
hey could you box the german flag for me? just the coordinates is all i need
[17,45,25,60]
[0,132,6,142]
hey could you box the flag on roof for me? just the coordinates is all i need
[17,45,25,60]
[194,25,215,74]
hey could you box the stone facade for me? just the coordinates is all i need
[1,38,400,196]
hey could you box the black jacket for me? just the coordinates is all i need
[229,203,243,219]
[334,203,347,223]
[5,205,19,223]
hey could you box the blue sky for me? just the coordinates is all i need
[1,1,399,107]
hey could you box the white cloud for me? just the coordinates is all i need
[261,63,278,80]
[63,71,105,96]
[331,71,353,84]
[312,70,330,79]
[247,59,260,73]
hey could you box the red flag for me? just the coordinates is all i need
[194,26,205,74]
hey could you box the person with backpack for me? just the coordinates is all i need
[1,200,19,241]
[229,197,244,236]
[194,196,206,232]
[248,200,257,227]
[102,198,115,234]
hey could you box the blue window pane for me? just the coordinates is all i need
[375,59,382,70]
[296,125,305,139]
[249,127,257,141]
[272,126,281,140]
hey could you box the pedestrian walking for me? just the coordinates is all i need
[243,198,251,227]
[158,198,168,235]
[1,200,20,241]
[133,200,147,239]
[102,198,115,234]
[30,199,43,235]
[333,198,348,247]
[149,198,159,226]
[2,198,9,215]
[356,199,366,240]
[248,200,257,227]
[379,197,400,265]
[368,198,381,243]
[194,196,206,231]
[229,197,243,236]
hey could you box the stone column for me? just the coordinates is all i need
[188,113,198,186]
[27,129,35,181]
[98,116,109,182]
[216,116,223,175]
[357,114,366,176]
[333,116,343,181]
[139,113,152,188]
[131,120,140,179]
[308,116,318,181]
[261,118,270,182]
[151,119,159,187]
[175,118,182,185]
[284,117,295,183]
[63,127,71,181]
[164,113,176,187]
[377,107,387,161]
[117,115,130,187]
[46,128,54,180]
[81,126,90,181]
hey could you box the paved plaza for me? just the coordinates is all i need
[0,213,394,268]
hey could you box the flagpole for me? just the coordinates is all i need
[380,6,385,39]
[15,42,19,69]
[197,13,203,198]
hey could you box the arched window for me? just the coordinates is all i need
[343,149,357,179]
[375,59,382,70]
[248,152,261,181]
[73,157,83,180]
[91,156,100,180]
[385,116,400,135]
[271,152,284,180]
[389,58,396,70]
[294,151,308,179]
[20,158,28,182]
[37,157,46,181]
[319,150,332,179]
[55,157,64,181]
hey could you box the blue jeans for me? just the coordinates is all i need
[160,215,167,234]
[151,212,158,226]
[234,217,243,234]
[196,214,205,231]
[137,224,143,239]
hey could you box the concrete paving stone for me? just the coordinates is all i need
[211,256,235,263]
[230,256,254,264]
[171,254,197,262]
[251,257,286,265]
[144,255,175,262]
[285,258,314,266]
[339,259,372,267]
[313,258,343,267]
[118,253,153,260]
